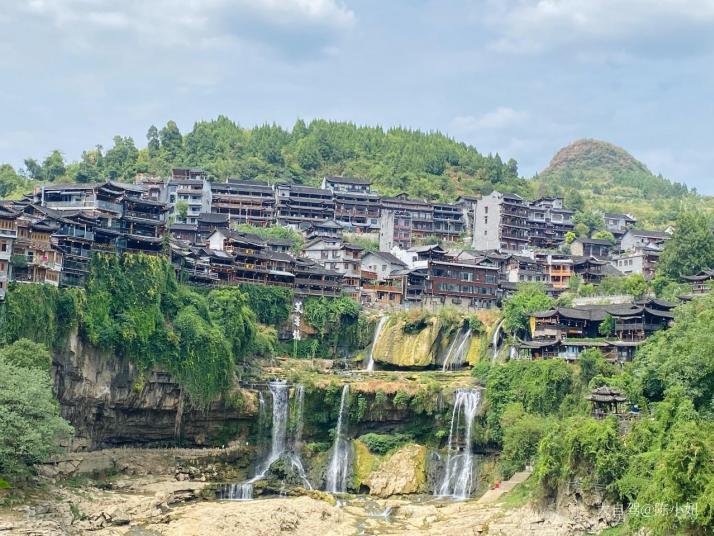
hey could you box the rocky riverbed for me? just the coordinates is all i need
[0,474,620,535]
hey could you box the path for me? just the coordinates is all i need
[476,469,532,504]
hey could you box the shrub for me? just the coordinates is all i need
[358,433,411,455]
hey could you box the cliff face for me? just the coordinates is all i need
[371,317,451,368]
[52,332,257,450]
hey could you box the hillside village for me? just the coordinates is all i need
[1,168,710,369]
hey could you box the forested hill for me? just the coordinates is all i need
[538,139,688,198]
[534,139,710,227]
[0,117,527,203]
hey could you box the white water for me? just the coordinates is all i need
[437,389,482,499]
[326,384,351,493]
[491,318,505,362]
[442,328,472,372]
[366,316,388,372]
[223,381,312,500]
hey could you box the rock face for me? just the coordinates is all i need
[371,317,451,368]
[361,444,428,497]
[52,332,257,449]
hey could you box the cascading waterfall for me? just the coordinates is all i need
[436,389,482,499]
[325,384,351,493]
[221,381,312,500]
[442,328,472,372]
[491,318,505,363]
[366,316,388,372]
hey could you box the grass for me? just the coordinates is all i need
[597,525,631,536]
[497,475,536,509]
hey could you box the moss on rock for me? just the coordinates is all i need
[362,444,428,497]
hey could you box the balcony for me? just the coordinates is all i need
[0,228,17,238]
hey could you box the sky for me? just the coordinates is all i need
[1,0,714,193]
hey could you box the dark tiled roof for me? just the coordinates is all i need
[627,229,670,239]
[362,251,407,267]
[197,212,229,224]
[324,175,371,185]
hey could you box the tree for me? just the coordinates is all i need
[0,164,24,197]
[633,293,714,410]
[573,210,604,237]
[599,314,615,337]
[0,339,51,372]
[0,353,73,482]
[565,231,576,244]
[565,189,585,211]
[104,136,139,181]
[41,150,66,182]
[174,200,189,221]
[160,120,183,162]
[23,158,43,180]
[502,283,554,335]
[592,230,616,244]
[658,211,714,279]
[146,125,160,158]
[578,348,611,386]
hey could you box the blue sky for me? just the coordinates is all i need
[1,0,714,192]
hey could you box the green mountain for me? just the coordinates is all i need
[0,117,529,203]
[534,139,709,227]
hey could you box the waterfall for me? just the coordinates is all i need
[221,381,312,500]
[442,328,472,372]
[491,318,505,362]
[326,384,351,493]
[437,389,482,499]
[366,316,388,372]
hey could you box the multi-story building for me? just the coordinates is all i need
[504,254,548,284]
[455,195,480,238]
[381,194,434,242]
[570,238,613,259]
[361,251,408,281]
[428,256,499,308]
[472,191,529,253]
[432,203,465,242]
[210,180,275,226]
[620,229,671,252]
[379,210,412,250]
[275,184,335,228]
[305,219,343,240]
[12,206,63,286]
[0,204,18,299]
[604,213,637,238]
[572,256,611,285]
[527,197,574,249]
[332,190,381,232]
[166,176,211,225]
[301,237,362,290]
[610,250,661,280]
[520,299,675,361]
[321,175,371,194]
[54,212,97,287]
[536,252,573,289]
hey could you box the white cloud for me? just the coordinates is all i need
[17,0,355,52]
[484,0,714,56]
[451,107,529,131]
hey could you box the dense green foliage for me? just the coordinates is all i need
[482,360,575,444]
[1,253,258,407]
[235,224,304,254]
[238,284,293,325]
[658,211,714,280]
[632,292,714,413]
[0,339,52,373]
[502,283,554,335]
[357,433,411,455]
[303,296,361,356]
[0,344,73,484]
[1,284,83,349]
[2,116,526,203]
[482,292,714,534]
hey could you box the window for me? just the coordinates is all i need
[0,242,6,252]
[485,206,488,214]
[382,264,387,271]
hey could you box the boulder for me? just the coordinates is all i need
[363,444,427,497]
